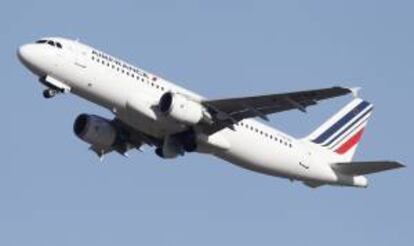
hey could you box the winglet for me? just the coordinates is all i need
[348,87,362,98]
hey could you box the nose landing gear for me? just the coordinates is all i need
[38,75,70,99]
[43,88,60,98]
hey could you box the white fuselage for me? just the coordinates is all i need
[17,37,364,187]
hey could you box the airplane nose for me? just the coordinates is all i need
[17,44,32,64]
[17,44,44,75]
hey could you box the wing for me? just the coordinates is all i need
[201,86,352,134]
[89,118,161,159]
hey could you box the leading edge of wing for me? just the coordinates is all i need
[200,86,354,134]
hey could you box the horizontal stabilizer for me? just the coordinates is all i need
[331,161,405,176]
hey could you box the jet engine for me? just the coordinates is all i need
[154,130,199,159]
[73,114,117,149]
[155,135,184,159]
[159,92,211,125]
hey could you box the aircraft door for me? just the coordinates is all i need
[70,43,96,91]
[299,151,312,170]
[71,44,89,69]
[73,44,89,69]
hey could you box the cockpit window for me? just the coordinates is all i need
[35,39,63,49]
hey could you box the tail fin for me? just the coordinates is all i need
[306,98,374,162]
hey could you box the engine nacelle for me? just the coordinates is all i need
[73,114,117,149]
[159,92,209,125]
[155,135,184,159]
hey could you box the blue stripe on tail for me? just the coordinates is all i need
[312,101,370,144]
[322,106,373,147]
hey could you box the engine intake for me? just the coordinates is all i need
[73,114,117,149]
[159,92,209,125]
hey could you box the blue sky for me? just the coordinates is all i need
[1,0,413,245]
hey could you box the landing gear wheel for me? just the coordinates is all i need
[43,89,58,98]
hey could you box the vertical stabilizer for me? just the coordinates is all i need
[306,98,374,162]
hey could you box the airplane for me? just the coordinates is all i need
[17,37,404,188]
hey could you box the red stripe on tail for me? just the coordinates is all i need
[335,128,365,154]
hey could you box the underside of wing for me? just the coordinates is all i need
[79,116,161,160]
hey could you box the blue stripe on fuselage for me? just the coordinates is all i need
[312,101,370,144]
